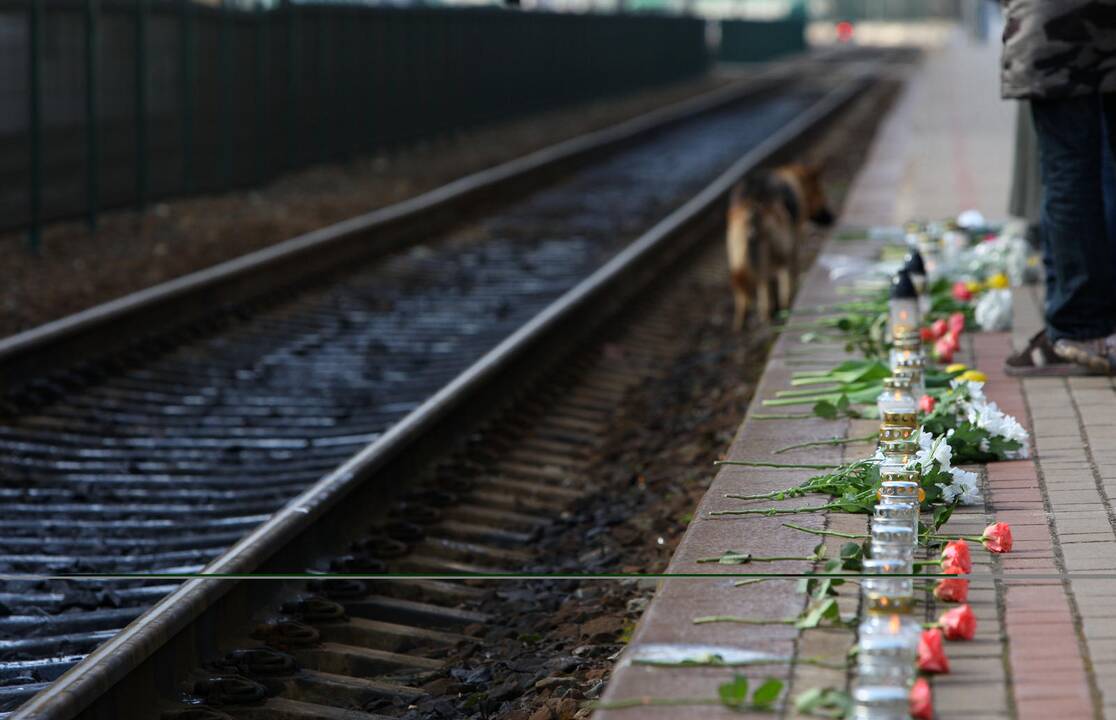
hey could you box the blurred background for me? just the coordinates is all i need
[0,0,978,247]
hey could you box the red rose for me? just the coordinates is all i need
[917,628,950,673]
[931,318,948,339]
[910,678,933,720]
[940,539,972,574]
[933,577,969,603]
[952,281,972,301]
[919,326,935,342]
[948,311,966,335]
[919,394,936,414]
[939,604,977,640]
[933,337,955,364]
[981,522,1013,553]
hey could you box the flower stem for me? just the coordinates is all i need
[696,554,817,563]
[776,385,843,398]
[716,460,835,470]
[590,697,721,710]
[752,412,816,420]
[928,534,984,542]
[773,433,878,455]
[762,395,840,408]
[693,615,796,625]
[710,504,844,516]
[782,522,866,539]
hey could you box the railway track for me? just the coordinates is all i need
[0,49,895,719]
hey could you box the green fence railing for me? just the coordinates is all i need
[0,1,710,247]
[718,17,806,63]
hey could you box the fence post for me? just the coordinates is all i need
[255,1,266,184]
[285,0,297,170]
[27,0,42,253]
[317,10,329,163]
[135,0,148,212]
[85,0,99,233]
[220,0,233,188]
[180,0,194,194]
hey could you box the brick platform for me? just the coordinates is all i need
[597,25,1116,720]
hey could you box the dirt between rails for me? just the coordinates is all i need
[0,76,731,340]
[387,75,905,720]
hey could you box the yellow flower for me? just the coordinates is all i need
[945,363,968,374]
[958,370,987,383]
[986,273,1010,289]
[965,280,984,294]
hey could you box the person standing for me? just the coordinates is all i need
[1001,0,1116,375]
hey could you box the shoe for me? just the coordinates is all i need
[1005,329,1095,376]
[1053,336,1115,374]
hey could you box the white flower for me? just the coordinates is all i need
[975,288,1013,331]
[938,468,982,505]
[968,400,1031,451]
[953,469,982,505]
[936,481,957,503]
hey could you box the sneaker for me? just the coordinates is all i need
[1053,336,1115,374]
[1005,329,1094,376]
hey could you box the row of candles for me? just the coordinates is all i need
[851,250,930,719]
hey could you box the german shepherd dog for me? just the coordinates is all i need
[726,163,834,329]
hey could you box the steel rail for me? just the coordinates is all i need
[10,67,877,719]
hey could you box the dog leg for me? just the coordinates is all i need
[732,287,749,330]
[756,276,772,321]
[730,268,750,331]
[777,266,793,311]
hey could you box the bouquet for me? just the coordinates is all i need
[921,380,1030,462]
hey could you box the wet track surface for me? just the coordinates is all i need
[0,88,819,710]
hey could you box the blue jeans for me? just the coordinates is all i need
[1030,95,1116,342]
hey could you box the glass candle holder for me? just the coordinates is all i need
[877,377,917,427]
[894,356,926,398]
[888,332,922,365]
[852,685,912,720]
[878,440,919,475]
[940,229,969,273]
[874,500,919,538]
[888,270,920,340]
[860,621,920,682]
[870,526,915,564]
[878,471,922,537]
[878,424,916,444]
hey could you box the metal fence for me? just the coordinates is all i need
[809,0,962,21]
[0,1,710,245]
[718,17,805,62]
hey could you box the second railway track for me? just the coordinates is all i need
[0,49,899,719]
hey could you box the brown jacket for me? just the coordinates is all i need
[1001,0,1116,99]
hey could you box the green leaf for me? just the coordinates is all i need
[796,597,839,629]
[839,542,862,561]
[718,674,749,709]
[716,551,752,565]
[795,687,853,718]
[751,678,784,708]
[812,542,828,559]
[932,504,955,531]
[835,394,851,411]
[813,400,837,419]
